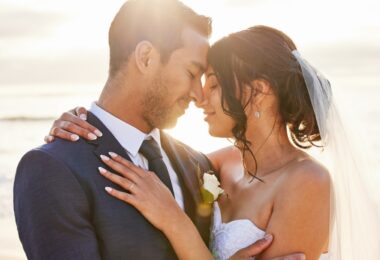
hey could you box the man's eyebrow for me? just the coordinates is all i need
[191,61,206,73]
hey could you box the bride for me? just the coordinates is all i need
[45,26,380,259]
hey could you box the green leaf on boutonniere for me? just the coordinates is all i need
[201,187,215,204]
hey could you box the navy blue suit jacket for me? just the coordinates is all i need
[14,112,213,259]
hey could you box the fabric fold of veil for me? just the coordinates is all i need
[292,50,380,259]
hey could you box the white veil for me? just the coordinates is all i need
[292,50,380,259]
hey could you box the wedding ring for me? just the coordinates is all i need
[129,183,135,191]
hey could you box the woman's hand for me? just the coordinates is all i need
[44,107,102,143]
[99,152,185,233]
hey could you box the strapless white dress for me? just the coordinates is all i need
[210,203,329,260]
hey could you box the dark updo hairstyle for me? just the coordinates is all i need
[207,25,321,179]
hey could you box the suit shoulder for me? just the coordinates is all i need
[163,133,201,155]
[16,146,72,181]
[163,133,213,169]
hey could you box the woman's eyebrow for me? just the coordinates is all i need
[206,72,216,78]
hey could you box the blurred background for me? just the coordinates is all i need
[1,0,380,258]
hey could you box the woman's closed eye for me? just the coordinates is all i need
[187,70,196,79]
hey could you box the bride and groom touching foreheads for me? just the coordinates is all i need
[14,0,380,259]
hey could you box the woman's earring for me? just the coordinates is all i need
[254,111,261,118]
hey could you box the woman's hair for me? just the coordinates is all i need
[207,25,321,178]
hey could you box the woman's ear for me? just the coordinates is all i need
[251,79,272,104]
[134,41,157,74]
[242,79,272,115]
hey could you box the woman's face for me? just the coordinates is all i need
[200,66,236,138]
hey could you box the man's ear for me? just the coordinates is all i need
[134,41,157,74]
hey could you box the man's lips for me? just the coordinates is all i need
[178,99,190,111]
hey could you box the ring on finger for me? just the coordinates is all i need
[129,182,135,191]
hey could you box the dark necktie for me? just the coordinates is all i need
[139,139,174,195]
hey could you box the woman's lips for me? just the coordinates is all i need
[203,111,216,121]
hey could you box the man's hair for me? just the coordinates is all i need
[108,0,212,76]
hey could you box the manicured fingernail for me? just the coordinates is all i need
[94,129,103,137]
[79,114,87,120]
[48,136,54,142]
[98,167,107,174]
[108,152,117,158]
[105,187,112,193]
[88,133,97,140]
[100,155,110,161]
[264,234,273,241]
[71,134,79,141]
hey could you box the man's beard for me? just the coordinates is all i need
[141,72,179,129]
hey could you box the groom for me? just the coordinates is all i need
[14,0,303,259]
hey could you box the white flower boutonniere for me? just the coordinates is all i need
[196,166,224,217]
[201,171,224,204]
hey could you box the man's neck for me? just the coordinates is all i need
[97,85,153,134]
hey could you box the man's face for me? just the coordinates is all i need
[141,27,209,129]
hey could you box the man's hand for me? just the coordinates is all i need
[229,234,305,260]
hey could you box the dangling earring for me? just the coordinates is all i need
[254,111,261,118]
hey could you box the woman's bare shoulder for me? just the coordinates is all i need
[206,146,241,171]
[278,155,331,198]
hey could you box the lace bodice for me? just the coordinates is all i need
[210,202,266,260]
[210,202,329,260]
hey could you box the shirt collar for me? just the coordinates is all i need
[89,102,161,157]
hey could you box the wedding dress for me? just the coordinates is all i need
[210,202,329,260]
[210,49,380,260]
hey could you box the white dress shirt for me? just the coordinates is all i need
[90,102,185,210]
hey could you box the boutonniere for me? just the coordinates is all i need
[196,166,224,217]
[201,171,224,203]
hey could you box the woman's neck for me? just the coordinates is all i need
[242,120,301,179]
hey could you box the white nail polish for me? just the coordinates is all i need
[98,167,107,174]
[108,152,117,158]
[88,133,97,140]
[71,134,79,141]
[105,187,112,193]
[79,114,87,120]
[100,155,109,161]
[94,129,103,137]
[264,234,273,241]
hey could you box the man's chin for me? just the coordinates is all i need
[159,118,179,130]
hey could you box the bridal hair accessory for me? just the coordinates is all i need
[292,49,380,259]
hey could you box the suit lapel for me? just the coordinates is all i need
[86,112,132,163]
[160,131,202,205]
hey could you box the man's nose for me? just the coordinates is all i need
[190,83,204,107]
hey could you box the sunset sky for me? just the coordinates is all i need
[1,0,379,87]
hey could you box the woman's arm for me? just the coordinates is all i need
[99,152,214,260]
[98,152,282,260]
[257,162,330,260]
